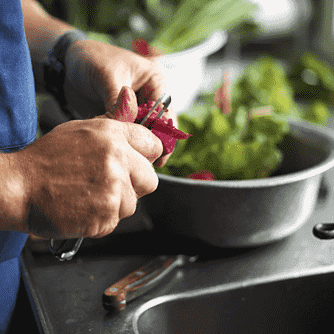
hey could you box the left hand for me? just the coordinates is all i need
[63,39,176,167]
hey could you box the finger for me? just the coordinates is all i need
[127,149,159,198]
[101,86,138,122]
[86,115,163,164]
[132,38,166,104]
[136,72,167,106]
[91,179,138,239]
[124,122,163,164]
[119,176,138,218]
[154,152,172,168]
[91,158,155,239]
[101,74,131,109]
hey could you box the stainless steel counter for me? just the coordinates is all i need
[21,162,334,333]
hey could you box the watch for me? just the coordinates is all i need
[43,30,88,120]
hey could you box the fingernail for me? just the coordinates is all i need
[120,87,130,111]
[113,86,127,107]
[120,86,130,101]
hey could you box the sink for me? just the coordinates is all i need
[134,271,334,334]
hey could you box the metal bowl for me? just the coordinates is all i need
[141,119,334,247]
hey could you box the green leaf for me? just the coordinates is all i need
[65,0,89,31]
[304,100,330,125]
[159,55,294,181]
[248,114,289,142]
[255,149,283,178]
[150,0,257,53]
[159,152,199,178]
[246,134,283,178]
[303,53,334,92]
[202,148,224,179]
[177,113,206,154]
[204,108,231,139]
[219,141,248,179]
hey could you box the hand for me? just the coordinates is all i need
[64,39,166,117]
[21,87,163,239]
[63,39,176,167]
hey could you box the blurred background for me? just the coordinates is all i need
[34,0,330,60]
[34,0,321,52]
[36,0,334,125]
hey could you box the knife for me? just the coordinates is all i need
[102,254,197,311]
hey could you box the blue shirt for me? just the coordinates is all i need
[0,1,37,331]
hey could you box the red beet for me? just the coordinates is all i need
[187,170,216,180]
[132,38,160,57]
[136,102,191,154]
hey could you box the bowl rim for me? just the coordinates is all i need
[160,30,228,60]
[157,119,334,188]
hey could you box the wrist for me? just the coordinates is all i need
[34,30,88,114]
[0,151,31,232]
[43,29,88,120]
[33,29,86,87]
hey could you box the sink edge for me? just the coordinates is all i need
[131,263,334,334]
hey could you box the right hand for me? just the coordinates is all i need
[20,87,163,239]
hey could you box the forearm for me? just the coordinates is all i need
[0,151,30,233]
[21,0,75,90]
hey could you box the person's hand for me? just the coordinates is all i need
[63,39,176,167]
[20,87,163,239]
[64,40,166,115]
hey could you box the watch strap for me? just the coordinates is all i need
[43,30,88,120]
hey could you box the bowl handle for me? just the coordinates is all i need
[313,223,334,240]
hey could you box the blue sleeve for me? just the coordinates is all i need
[0,1,38,332]
[0,0,37,152]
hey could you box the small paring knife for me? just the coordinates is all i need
[102,254,197,312]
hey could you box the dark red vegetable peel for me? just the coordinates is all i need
[187,170,216,180]
[136,102,191,155]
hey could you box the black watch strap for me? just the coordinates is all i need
[43,30,88,120]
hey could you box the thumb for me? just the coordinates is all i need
[101,86,138,123]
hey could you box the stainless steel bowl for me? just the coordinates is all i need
[141,119,334,247]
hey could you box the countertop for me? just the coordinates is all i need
[21,41,334,333]
[21,164,334,333]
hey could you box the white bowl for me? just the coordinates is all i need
[156,30,228,114]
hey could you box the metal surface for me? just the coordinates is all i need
[139,93,171,126]
[49,237,84,261]
[103,255,197,312]
[142,119,334,247]
[21,176,334,333]
[313,222,334,239]
[135,270,334,334]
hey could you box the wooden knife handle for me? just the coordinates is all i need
[102,255,186,311]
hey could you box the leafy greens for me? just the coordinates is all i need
[157,56,330,180]
[148,0,258,54]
